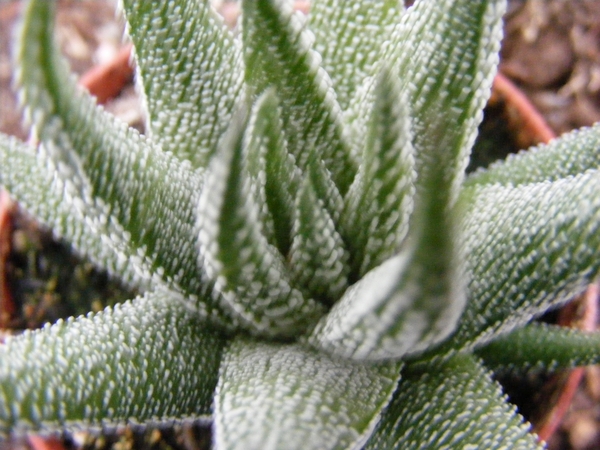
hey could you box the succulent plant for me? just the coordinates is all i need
[2,0,600,448]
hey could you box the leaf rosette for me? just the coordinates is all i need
[0,0,600,448]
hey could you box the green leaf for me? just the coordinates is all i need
[242,0,357,194]
[384,0,505,201]
[0,289,225,434]
[342,67,415,278]
[477,323,600,372]
[308,0,401,109]
[289,173,350,304]
[15,0,214,304]
[244,89,296,254]
[445,170,600,352]
[197,111,324,337]
[310,69,467,361]
[244,90,345,265]
[240,96,277,246]
[214,338,401,450]
[306,157,346,228]
[121,0,245,168]
[0,133,157,294]
[364,354,541,450]
[309,245,465,361]
[312,0,508,360]
[465,123,600,187]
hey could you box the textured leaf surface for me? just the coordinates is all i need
[121,0,245,168]
[242,0,356,194]
[289,174,350,304]
[445,170,600,352]
[309,248,465,361]
[477,323,600,372]
[309,0,400,109]
[465,123,600,187]
[244,90,297,254]
[16,0,218,311]
[310,70,466,362]
[0,289,225,434]
[309,0,508,361]
[364,354,541,450]
[342,67,415,277]
[0,134,150,291]
[384,0,505,201]
[197,112,324,337]
[214,338,401,450]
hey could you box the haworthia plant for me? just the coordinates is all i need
[1,0,600,448]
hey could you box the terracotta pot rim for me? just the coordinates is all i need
[492,72,556,145]
[0,6,586,446]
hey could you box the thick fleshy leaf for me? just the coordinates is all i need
[384,0,505,201]
[342,67,415,278]
[477,323,600,372]
[443,170,600,353]
[308,0,401,109]
[0,134,151,291]
[245,91,345,260]
[244,90,297,254]
[309,0,508,361]
[197,112,324,337]
[240,94,277,245]
[309,245,465,361]
[16,0,216,306]
[214,338,401,450]
[307,157,345,227]
[343,76,376,164]
[310,70,467,362]
[289,174,350,304]
[242,0,356,194]
[465,122,600,187]
[365,354,541,450]
[0,289,225,434]
[121,0,245,168]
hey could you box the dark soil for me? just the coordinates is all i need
[1,1,600,449]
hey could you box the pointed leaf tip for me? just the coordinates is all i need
[242,0,357,194]
[198,109,324,337]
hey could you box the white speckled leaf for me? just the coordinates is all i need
[289,173,350,305]
[384,0,505,202]
[259,92,304,256]
[214,338,401,450]
[0,134,149,291]
[242,0,356,194]
[197,113,324,337]
[242,90,293,252]
[364,354,541,449]
[309,76,467,361]
[446,170,600,353]
[121,0,245,168]
[342,67,416,277]
[309,0,401,109]
[0,289,225,434]
[309,243,465,361]
[307,156,345,227]
[466,123,600,187]
[311,0,507,358]
[477,323,600,373]
[16,0,218,310]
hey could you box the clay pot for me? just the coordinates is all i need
[534,285,598,444]
[78,44,134,105]
[479,73,598,446]
[490,72,556,148]
[0,39,135,328]
[0,3,592,446]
